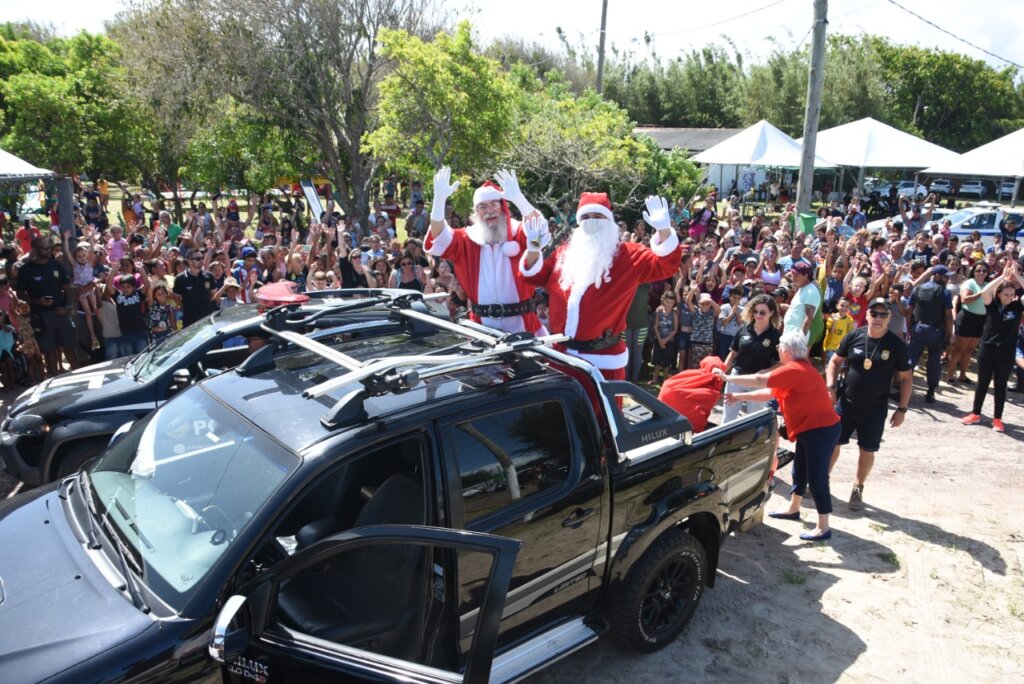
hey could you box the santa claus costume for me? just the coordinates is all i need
[520,192,681,380]
[425,173,545,334]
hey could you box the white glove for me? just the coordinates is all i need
[522,215,550,253]
[495,169,536,217]
[431,166,460,222]
[642,195,672,231]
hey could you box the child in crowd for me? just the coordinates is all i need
[12,301,41,384]
[651,291,679,384]
[63,231,101,349]
[107,226,129,263]
[145,283,175,345]
[823,296,856,364]
[686,289,719,369]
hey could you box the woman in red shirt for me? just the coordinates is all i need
[715,330,840,541]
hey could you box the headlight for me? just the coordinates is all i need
[7,414,50,437]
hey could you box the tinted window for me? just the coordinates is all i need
[453,402,572,522]
[274,541,496,671]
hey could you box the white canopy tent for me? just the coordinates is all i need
[694,119,835,167]
[921,127,1024,178]
[802,117,958,170]
[0,147,55,183]
[921,127,1024,207]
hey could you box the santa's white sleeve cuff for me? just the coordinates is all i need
[425,223,454,256]
[520,251,544,277]
[650,229,679,257]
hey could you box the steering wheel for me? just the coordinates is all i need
[201,504,237,541]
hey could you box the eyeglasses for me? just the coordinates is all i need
[867,310,890,318]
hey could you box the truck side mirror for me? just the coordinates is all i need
[168,368,192,395]
[208,595,249,664]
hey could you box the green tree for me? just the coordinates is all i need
[114,0,446,223]
[365,21,516,171]
[872,38,1023,151]
[0,31,155,181]
[184,99,312,196]
[496,78,700,234]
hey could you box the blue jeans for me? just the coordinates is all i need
[790,421,841,514]
[121,332,149,355]
[622,327,649,382]
[908,322,944,390]
[104,336,123,360]
[716,333,734,360]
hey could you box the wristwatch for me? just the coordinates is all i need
[895,406,908,413]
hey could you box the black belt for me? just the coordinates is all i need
[564,329,619,352]
[471,300,535,318]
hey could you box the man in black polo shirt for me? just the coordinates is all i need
[173,249,217,327]
[908,265,953,403]
[826,297,912,510]
[16,236,80,377]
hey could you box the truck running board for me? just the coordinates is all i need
[489,618,599,683]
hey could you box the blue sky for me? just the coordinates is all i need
[6,0,1024,73]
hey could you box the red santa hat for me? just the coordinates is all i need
[575,192,614,223]
[470,180,519,257]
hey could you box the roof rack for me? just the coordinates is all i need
[244,291,692,455]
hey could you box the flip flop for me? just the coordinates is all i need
[768,511,801,521]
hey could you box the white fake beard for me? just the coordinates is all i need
[471,212,506,245]
[558,219,620,292]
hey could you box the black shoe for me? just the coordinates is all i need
[925,389,936,404]
[1010,384,1024,394]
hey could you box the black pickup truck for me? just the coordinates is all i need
[0,299,776,683]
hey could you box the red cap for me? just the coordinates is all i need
[576,192,614,222]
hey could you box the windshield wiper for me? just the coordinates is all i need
[79,472,151,613]
[76,472,102,550]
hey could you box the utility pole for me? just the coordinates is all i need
[796,0,828,213]
[596,0,609,94]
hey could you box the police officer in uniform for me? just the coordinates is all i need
[826,297,913,510]
[908,265,953,403]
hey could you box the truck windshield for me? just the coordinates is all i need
[87,387,298,609]
[128,306,253,382]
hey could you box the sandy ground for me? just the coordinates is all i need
[534,373,1024,683]
[2,370,1023,682]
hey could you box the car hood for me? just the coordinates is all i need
[9,357,145,419]
[0,486,154,681]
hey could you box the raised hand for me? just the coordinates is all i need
[494,169,533,215]
[522,215,548,252]
[642,196,671,231]
[431,167,460,222]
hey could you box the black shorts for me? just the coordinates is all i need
[955,309,986,338]
[837,398,887,452]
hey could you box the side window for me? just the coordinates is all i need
[452,401,572,523]
[979,213,996,229]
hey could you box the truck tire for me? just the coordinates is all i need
[608,528,707,653]
[55,437,110,480]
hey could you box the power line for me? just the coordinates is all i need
[648,0,790,38]
[884,0,1024,69]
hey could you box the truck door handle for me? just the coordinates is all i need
[562,507,595,528]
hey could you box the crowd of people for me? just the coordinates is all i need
[2,176,1023,541]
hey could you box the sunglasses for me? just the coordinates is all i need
[753,309,771,316]
[400,261,413,266]
[867,309,890,318]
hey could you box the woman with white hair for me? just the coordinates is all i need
[714,330,841,541]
